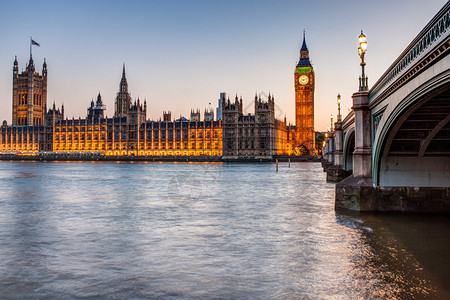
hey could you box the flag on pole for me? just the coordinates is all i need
[31,39,40,46]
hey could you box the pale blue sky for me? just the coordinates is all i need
[0,0,447,130]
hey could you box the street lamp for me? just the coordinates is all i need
[337,93,342,122]
[358,30,368,91]
[330,114,334,131]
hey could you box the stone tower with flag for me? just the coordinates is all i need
[12,40,47,126]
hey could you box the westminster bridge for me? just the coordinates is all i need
[324,2,450,212]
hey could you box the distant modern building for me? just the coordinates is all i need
[216,92,225,121]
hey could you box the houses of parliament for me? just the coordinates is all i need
[1,36,316,158]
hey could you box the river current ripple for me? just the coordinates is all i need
[0,161,448,299]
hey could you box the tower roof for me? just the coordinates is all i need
[119,63,128,92]
[96,92,103,106]
[27,54,35,70]
[300,30,308,52]
[296,57,311,68]
[296,30,311,68]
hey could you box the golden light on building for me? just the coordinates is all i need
[2,33,317,158]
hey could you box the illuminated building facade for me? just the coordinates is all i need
[51,67,223,156]
[2,33,315,158]
[51,116,223,156]
[1,60,223,156]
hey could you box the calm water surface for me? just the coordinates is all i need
[0,161,449,299]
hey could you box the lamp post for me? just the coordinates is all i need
[334,94,344,169]
[330,114,334,131]
[337,93,342,122]
[358,30,368,91]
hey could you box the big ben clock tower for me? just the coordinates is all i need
[294,31,315,154]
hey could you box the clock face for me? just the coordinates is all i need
[299,75,309,85]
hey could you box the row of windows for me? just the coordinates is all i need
[54,127,221,137]
[225,128,268,135]
[55,134,106,141]
[55,127,106,132]
[56,121,221,129]
[227,142,266,149]
[15,117,44,126]
[54,131,221,140]
[53,142,221,150]
[2,135,42,142]
[105,151,221,156]
[0,146,39,151]
[16,93,44,106]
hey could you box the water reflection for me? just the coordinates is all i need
[0,161,448,298]
[336,211,450,299]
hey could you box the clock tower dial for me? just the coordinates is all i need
[294,31,315,153]
[299,75,309,85]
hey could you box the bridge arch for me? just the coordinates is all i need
[343,128,355,171]
[373,72,450,186]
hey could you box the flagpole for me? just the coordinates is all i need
[30,36,32,58]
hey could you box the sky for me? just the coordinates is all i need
[0,0,447,131]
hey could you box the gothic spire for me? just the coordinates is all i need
[120,63,128,93]
[13,56,18,74]
[27,54,35,71]
[301,29,308,52]
[296,29,311,68]
[96,92,103,106]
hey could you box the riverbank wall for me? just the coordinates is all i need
[0,154,321,163]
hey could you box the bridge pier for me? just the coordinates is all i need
[326,121,351,181]
[336,91,375,211]
[321,132,334,170]
[351,91,372,178]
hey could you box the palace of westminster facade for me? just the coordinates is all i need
[1,36,315,157]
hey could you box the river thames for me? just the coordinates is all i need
[0,161,448,299]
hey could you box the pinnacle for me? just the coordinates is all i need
[301,31,308,52]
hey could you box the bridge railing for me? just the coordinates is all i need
[369,2,450,104]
